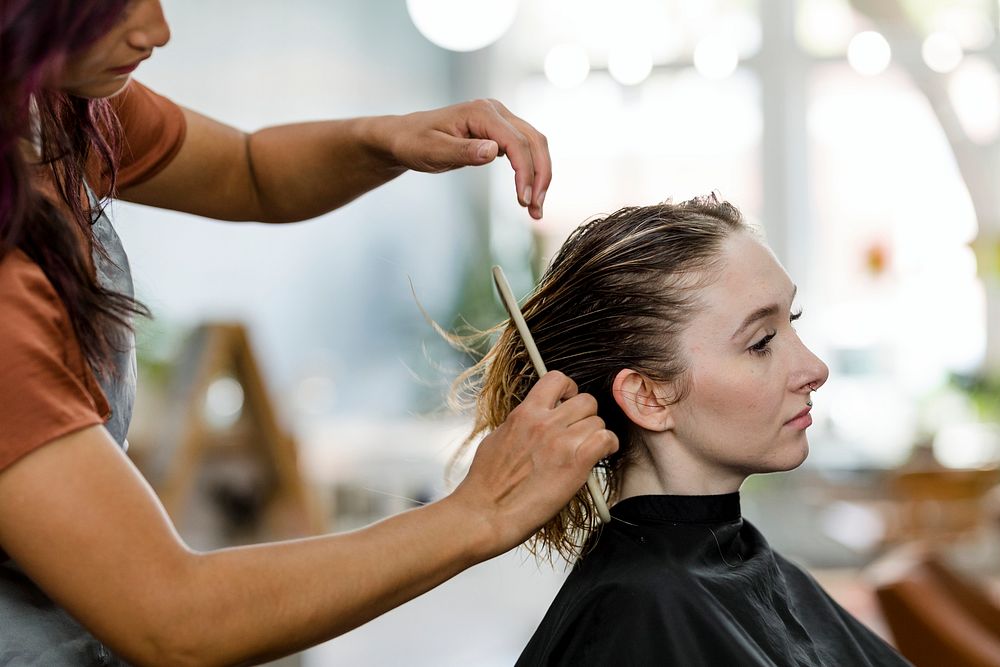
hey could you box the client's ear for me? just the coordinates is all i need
[612,369,674,432]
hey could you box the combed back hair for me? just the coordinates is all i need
[450,194,749,563]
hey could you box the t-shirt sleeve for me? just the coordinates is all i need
[92,80,187,196]
[0,251,110,473]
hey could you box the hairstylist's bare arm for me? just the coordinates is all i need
[120,99,550,222]
[0,373,614,666]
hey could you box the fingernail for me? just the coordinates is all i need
[538,189,546,208]
[478,142,493,160]
[522,186,532,206]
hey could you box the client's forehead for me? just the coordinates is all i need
[688,233,795,336]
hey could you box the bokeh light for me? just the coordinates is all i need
[693,35,739,79]
[847,31,891,76]
[544,43,590,89]
[204,376,244,430]
[922,31,963,74]
[608,43,653,86]
[406,0,519,52]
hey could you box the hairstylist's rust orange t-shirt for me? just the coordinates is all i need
[0,81,186,473]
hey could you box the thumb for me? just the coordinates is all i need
[465,139,499,165]
[408,135,499,172]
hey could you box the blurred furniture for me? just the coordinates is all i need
[922,556,1000,641]
[141,322,322,549]
[871,548,1000,667]
[885,466,1000,546]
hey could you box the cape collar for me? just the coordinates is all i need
[612,492,741,525]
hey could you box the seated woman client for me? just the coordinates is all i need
[453,196,912,666]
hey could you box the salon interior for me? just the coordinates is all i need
[120,0,1000,664]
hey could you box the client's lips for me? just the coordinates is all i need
[784,406,812,428]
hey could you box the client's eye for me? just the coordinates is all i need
[749,331,776,357]
[790,309,803,325]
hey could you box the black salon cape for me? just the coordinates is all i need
[515,493,912,667]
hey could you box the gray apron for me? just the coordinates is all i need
[0,187,135,666]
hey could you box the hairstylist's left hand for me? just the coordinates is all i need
[375,99,550,219]
[450,371,618,558]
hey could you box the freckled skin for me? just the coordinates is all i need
[625,232,830,496]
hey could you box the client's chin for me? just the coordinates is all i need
[759,437,810,474]
[784,437,810,470]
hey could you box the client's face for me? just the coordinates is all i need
[668,232,829,479]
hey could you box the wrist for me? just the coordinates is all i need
[353,114,407,176]
[435,489,509,564]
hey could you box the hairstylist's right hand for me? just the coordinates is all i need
[451,371,618,558]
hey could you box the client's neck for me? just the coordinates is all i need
[617,437,746,500]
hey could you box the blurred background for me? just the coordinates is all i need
[116,0,1000,664]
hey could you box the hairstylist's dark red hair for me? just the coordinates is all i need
[1,0,149,377]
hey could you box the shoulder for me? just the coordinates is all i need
[550,526,700,620]
[0,250,109,473]
[577,525,705,599]
[772,549,827,590]
[111,79,184,125]
[105,80,188,192]
[516,529,709,666]
[771,549,876,630]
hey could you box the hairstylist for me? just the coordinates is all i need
[0,1,618,665]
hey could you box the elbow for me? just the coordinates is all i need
[106,618,199,667]
[121,612,230,667]
[125,645,202,667]
[244,132,298,224]
[108,561,230,667]
[109,623,202,667]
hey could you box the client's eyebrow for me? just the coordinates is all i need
[731,285,797,340]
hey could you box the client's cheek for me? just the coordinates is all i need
[698,372,745,409]
[718,381,764,416]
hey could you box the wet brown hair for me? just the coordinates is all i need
[451,194,749,562]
